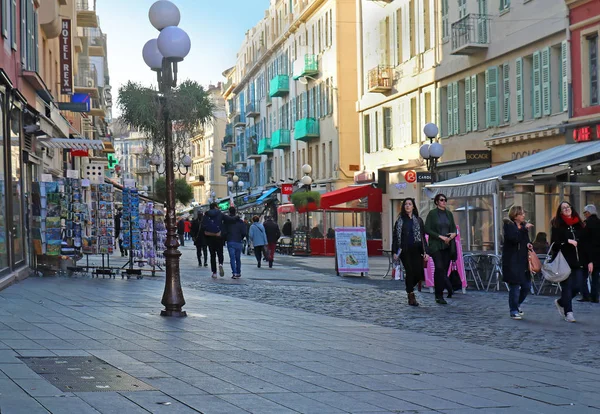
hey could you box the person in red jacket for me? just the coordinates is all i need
[184,218,192,241]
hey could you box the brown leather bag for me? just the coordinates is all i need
[528,250,542,273]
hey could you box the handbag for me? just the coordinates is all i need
[449,261,462,291]
[528,250,542,273]
[541,243,571,283]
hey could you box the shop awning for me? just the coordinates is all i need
[256,187,279,204]
[38,138,105,151]
[426,141,600,198]
[320,184,382,212]
[278,203,295,214]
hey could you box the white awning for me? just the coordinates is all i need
[38,138,105,151]
[426,141,600,198]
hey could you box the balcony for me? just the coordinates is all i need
[294,118,320,142]
[221,77,235,95]
[233,113,246,128]
[258,138,273,155]
[221,135,235,150]
[187,175,205,186]
[292,54,319,80]
[222,162,235,175]
[76,0,98,28]
[271,128,291,149]
[245,102,260,118]
[74,63,100,99]
[451,14,489,55]
[233,149,247,166]
[367,66,393,93]
[247,138,262,160]
[269,75,290,98]
[133,167,152,175]
[89,98,105,117]
[85,27,105,57]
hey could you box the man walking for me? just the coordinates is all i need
[282,218,292,237]
[263,216,281,268]
[191,212,208,267]
[581,204,600,302]
[222,207,247,279]
[202,204,225,278]
[177,217,185,247]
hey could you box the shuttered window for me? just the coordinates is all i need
[502,64,510,123]
[364,114,371,154]
[485,67,499,128]
[383,107,392,149]
[2,0,8,39]
[10,0,16,50]
[471,75,478,131]
[452,82,459,135]
[541,47,551,116]
[532,51,542,118]
[447,85,453,136]
[316,83,322,118]
[561,40,569,111]
[465,77,472,132]
[515,58,524,121]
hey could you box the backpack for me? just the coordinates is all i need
[204,214,221,237]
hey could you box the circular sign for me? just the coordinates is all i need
[404,170,417,183]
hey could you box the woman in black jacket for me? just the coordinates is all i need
[392,198,429,307]
[551,201,593,323]
[502,206,534,320]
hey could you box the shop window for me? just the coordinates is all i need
[0,94,6,270]
[589,34,599,106]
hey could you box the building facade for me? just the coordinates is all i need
[357,0,439,249]
[222,0,360,200]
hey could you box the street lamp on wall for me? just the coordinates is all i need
[419,123,444,184]
[142,0,191,318]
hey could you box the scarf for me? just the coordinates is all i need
[562,214,580,227]
[395,214,422,250]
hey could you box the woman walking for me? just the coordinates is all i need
[392,198,428,306]
[191,212,208,267]
[551,201,593,322]
[425,194,457,304]
[502,206,534,320]
[248,216,268,268]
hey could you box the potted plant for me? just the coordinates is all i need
[291,191,321,212]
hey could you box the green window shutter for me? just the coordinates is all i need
[33,8,38,71]
[561,40,569,112]
[516,58,524,121]
[471,75,478,131]
[437,88,443,135]
[485,67,499,128]
[20,0,25,64]
[503,64,510,123]
[541,47,551,116]
[364,115,371,153]
[533,51,542,118]
[447,85,453,136]
[465,77,472,132]
[302,91,308,118]
[316,84,321,118]
[452,82,459,135]
[2,0,8,39]
[10,0,16,50]
[307,88,313,118]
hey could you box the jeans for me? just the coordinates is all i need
[580,268,599,300]
[431,249,453,298]
[195,243,208,266]
[559,268,584,313]
[206,236,224,274]
[178,233,185,247]
[227,241,243,275]
[267,242,277,262]
[254,245,264,264]
[508,280,531,314]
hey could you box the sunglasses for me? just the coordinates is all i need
[438,198,447,202]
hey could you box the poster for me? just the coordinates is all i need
[292,231,309,255]
[335,227,369,274]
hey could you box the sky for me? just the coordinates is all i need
[96,0,268,116]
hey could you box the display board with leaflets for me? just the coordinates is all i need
[137,202,166,269]
[292,231,309,255]
[334,227,369,275]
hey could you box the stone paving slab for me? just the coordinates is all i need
[0,276,598,413]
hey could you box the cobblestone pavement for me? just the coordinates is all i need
[175,245,600,369]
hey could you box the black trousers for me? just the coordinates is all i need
[178,233,185,247]
[400,246,425,294]
[254,246,264,263]
[195,243,208,265]
[432,249,453,298]
[206,236,224,273]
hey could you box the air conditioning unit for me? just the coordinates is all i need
[86,77,94,87]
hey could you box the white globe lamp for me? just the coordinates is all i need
[149,0,181,31]
[419,143,431,159]
[429,142,444,159]
[181,155,192,168]
[423,123,439,139]
[238,181,244,188]
[142,39,163,71]
[157,26,191,62]
[301,175,313,186]
[302,164,312,175]
[150,154,163,166]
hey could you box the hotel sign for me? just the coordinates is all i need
[60,19,73,95]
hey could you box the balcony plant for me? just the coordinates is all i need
[291,191,321,212]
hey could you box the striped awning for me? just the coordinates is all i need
[38,138,105,151]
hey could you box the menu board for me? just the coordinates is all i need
[335,227,369,274]
[292,231,309,255]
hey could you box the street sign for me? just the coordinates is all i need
[107,153,118,169]
[281,183,293,195]
[416,172,433,182]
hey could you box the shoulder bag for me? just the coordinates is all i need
[528,250,542,273]
[541,243,571,283]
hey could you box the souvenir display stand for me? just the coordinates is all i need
[84,183,116,278]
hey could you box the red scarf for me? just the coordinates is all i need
[561,214,580,226]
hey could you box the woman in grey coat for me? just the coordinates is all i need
[248,216,268,268]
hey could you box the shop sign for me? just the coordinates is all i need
[416,172,432,182]
[60,19,73,95]
[354,170,375,184]
[465,150,491,164]
[565,123,600,143]
[404,170,417,183]
[512,149,540,160]
[71,149,89,157]
[281,183,293,195]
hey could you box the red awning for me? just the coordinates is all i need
[320,185,382,212]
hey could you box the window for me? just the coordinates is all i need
[383,107,392,149]
[458,0,467,18]
[502,63,510,123]
[499,0,510,11]
[314,145,319,179]
[446,82,459,136]
[379,16,390,66]
[409,0,416,57]
[485,66,499,127]
[441,0,449,39]
[532,51,542,118]
[21,0,39,71]
[589,35,599,106]
[424,0,431,50]
[411,97,418,143]
[515,58,524,121]
[364,114,371,153]
[395,8,403,64]
[375,111,379,152]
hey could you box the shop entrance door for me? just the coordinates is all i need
[581,187,600,210]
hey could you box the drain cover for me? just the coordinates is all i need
[19,356,155,392]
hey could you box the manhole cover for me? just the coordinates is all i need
[19,356,155,392]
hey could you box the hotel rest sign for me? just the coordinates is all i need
[60,19,73,95]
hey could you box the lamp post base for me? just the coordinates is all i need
[160,309,188,317]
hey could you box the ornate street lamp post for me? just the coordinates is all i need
[419,123,444,184]
[300,164,312,254]
[142,0,191,317]
[227,174,244,202]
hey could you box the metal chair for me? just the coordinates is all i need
[486,254,508,292]
[463,253,483,290]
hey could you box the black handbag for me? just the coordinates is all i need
[449,237,457,261]
[449,261,462,291]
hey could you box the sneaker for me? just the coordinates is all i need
[435,298,448,305]
[211,273,217,279]
[554,299,565,318]
[219,264,224,277]
[565,312,576,323]
[518,308,524,316]
[510,313,522,320]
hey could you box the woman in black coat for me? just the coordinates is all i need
[551,201,593,323]
[502,205,533,320]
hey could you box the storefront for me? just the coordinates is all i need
[278,184,383,256]
[238,187,280,218]
[426,141,600,254]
